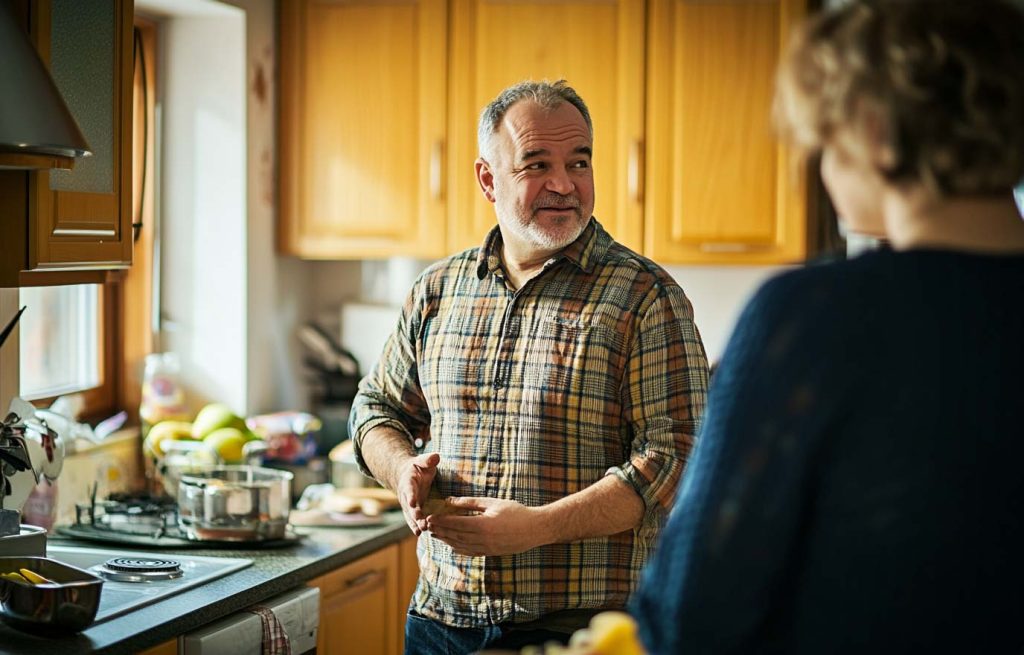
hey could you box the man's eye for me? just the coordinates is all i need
[571,160,590,169]
[525,162,546,171]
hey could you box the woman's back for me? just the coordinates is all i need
[634,248,1024,654]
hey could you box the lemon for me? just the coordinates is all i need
[203,427,247,463]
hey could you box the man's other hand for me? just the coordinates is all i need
[398,452,440,536]
[425,497,547,556]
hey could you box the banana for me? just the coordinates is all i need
[1,571,30,584]
[18,568,57,585]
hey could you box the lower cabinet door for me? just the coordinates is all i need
[313,544,400,655]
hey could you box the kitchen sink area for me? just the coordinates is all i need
[46,545,252,624]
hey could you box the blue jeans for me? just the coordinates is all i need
[404,611,571,655]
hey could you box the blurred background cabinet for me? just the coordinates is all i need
[279,0,448,259]
[0,0,134,287]
[644,0,809,264]
[447,0,645,254]
[278,0,812,265]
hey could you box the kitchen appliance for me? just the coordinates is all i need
[180,585,319,655]
[0,4,92,169]
[177,466,293,542]
[56,489,302,548]
[46,544,252,623]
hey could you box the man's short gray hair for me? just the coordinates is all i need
[477,80,593,161]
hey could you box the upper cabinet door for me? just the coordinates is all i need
[645,0,808,265]
[448,0,645,254]
[279,0,448,259]
[0,0,133,287]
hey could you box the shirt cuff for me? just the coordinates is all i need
[605,461,674,528]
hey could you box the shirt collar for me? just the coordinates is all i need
[475,217,609,280]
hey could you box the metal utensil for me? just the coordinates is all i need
[0,307,25,350]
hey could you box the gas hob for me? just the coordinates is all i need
[46,544,252,624]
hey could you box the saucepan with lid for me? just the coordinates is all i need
[177,465,293,542]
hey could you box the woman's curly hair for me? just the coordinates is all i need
[775,0,1024,197]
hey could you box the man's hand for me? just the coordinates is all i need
[424,497,548,556]
[397,452,440,536]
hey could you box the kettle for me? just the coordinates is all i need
[0,397,66,530]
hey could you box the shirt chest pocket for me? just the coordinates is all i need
[520,314,628,432]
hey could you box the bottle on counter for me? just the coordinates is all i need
[139,352,188,436]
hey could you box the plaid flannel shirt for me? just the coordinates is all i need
[350,219,708,628]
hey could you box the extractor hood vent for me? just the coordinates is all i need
[0,3,91,170]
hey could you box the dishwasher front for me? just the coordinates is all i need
[181,586,320,655]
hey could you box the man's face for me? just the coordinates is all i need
[476,101,595,257]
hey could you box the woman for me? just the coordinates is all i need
[632,1,1024,653]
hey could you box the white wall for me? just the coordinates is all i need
[664,265,786,363]
[328,257,786,375]
[158,6,248,414]
[144,0,327,416]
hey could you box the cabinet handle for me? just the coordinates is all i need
[628,140,644,203]
[324,568,385,612]
[430,140,444,201]
[344,569,383,591]
[699,242,768,253]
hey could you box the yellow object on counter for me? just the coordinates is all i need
[18,568,57,585]
[505,611,646,655]
[587,612,644,655]
[1,571,30,584]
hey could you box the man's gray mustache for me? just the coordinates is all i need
[532,195,580,210]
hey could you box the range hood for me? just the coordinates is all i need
[0,3,91,170]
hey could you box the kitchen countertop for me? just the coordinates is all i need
[0,513,411,654]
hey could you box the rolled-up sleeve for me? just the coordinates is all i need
[349,279,433,478]
[607,283,709,522]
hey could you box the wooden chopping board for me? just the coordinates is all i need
[290,487,400,527]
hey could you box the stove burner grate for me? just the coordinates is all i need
[92,556,184,583]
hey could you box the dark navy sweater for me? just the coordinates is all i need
[632,249,1024,654]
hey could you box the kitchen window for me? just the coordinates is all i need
[18,285,101,400]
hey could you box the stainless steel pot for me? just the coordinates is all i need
[177,466,293,542]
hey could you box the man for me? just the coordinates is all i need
[350,80,708,654]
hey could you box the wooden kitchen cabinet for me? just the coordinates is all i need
[0,0,134,287]
[396,535,419,655]
[446,0,645,254]
[137,640,177,655]
[279,0,816,265]
[644,0,810,265]
[279,0,448,259]
[311,543,401,655]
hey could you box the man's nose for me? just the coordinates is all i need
[545,167,575,195]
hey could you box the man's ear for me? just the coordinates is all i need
[475,158,496,203]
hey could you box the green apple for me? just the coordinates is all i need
[191,403,247,439]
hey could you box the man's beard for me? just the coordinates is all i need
[507,193,587,251]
